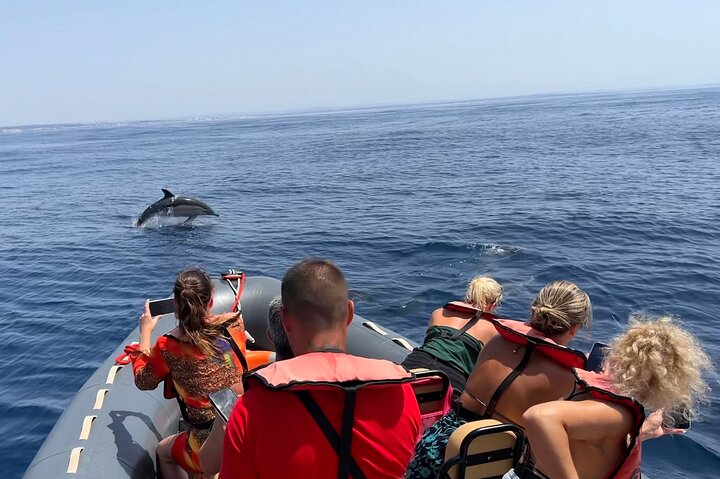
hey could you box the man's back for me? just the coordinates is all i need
[220,355,421,479]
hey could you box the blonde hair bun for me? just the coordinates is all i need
[530,280,592,335]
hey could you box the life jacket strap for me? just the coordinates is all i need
[515,458,551,479]
[484,344,534,418]
[449,310,484,341]
[425,327,482,355]
[224,325,249,372]
[295,389,367,479]
[339,387,357,479]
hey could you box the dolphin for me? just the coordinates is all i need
[136,189,218,227]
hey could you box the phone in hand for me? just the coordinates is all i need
[209,387,239,423]
[663,408,691,430]
[586,342,609,373]
[149,297,175,317]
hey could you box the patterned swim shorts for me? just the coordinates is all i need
[405,410,466,479]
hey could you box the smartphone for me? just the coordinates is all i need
[209,387,239,423]
[149,297,175,316]
[663,409,691,430]
[586,342,609,373]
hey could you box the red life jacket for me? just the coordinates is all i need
[249,351,414,390]
[246,352,417,479]
[491,319,588,370]
[573,369,645,479]
[443,301,495,320]
[444,300,478,313]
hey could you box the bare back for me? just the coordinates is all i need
[460,334,576,425]
[429,307,498,346]
[565,399,633,479]
[525,395,636,479]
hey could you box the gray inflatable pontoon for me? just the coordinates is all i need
[23,275,416,479]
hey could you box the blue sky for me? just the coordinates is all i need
[1,1,719,126]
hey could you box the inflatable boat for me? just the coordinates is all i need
[23,274,417,479]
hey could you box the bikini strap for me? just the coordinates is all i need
[483,344,535,418]
[565,381,590,401]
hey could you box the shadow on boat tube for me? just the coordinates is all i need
[108,410,161,478]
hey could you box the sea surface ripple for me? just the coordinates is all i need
[1,87,719,478]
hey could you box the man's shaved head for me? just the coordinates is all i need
[281,258,350,329]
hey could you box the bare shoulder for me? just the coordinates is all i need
[525,399,634,441]
[429,308,446,324]
[479,334,510,356]
[468,318,499,344]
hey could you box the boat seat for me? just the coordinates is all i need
[408,369,453,433]
[438,419,525,479]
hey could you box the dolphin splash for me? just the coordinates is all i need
[136,189,218,227]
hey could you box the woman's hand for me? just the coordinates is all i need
[639,409,686,442]
[140,300,162,333]
[138,300,161,354]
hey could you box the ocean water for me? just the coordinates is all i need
[2,87,719,478]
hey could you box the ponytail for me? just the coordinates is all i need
[173,268,224,357]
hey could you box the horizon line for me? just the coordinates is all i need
[2,82,719,131]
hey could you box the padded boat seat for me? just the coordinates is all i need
[408,369,453,433]
[438,419,525,479]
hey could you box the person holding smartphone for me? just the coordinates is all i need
[518,317,711,479]
[129,268,244,479]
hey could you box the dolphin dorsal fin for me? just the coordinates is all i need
[161,189,175,199]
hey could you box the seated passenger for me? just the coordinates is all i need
[130,268,244,479]
[220,259,421,479]
[200,295,290,475]
[402,275,503,393]
[266,295,294,360]
[517,317,711,479]
[406,280,591,479]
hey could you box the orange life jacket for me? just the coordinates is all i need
[573,369,644,479]
[246,349,276,370]
[161,321,249,426]
[224,319,249,372]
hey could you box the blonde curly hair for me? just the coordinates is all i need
[465,276,503,310]
[529,280,592,336]
[605,316,712,422]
